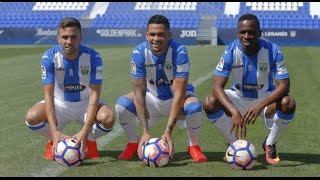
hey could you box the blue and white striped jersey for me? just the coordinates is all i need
[41,44,103,102]
[130,39,192,100]
[215,38,289,99]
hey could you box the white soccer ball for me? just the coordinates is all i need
[225,139,258,170]
[141,138,170,167]
[54,138,84,167]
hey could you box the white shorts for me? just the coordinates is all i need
[225,89,273,129]
[146,90,195,128]
[40,98,98,131]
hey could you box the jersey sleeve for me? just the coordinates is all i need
[90,51,103,85]
[272,45,289,80]
[214,46,233,77]
[175,46,190,78]
[41,50,54,85]
[130,46,145,79]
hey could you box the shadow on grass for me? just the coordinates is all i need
[203,151,320,170]
[83,150,320,169]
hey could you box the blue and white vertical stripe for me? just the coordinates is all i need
[41,44,103,102]
[215,39,289,99]
[130,39,191,100]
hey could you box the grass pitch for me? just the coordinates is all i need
[0,45,319,177]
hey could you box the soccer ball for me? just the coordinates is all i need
[225,139,258,170]
[54,138,84,167]
[141,138,170,167]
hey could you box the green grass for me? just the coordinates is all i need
[0,45,319,177]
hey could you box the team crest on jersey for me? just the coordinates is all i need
[165,62,172,70]
[80,66,90,75]
[131,61,137,74]
[216,57,224,71]
[259,63,268,72]
[41,66,46,79]
[248,64,253,71]
[68,69,73,76]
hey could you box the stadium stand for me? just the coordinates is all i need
[0,2,319,29]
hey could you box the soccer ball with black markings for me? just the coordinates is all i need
[54,138,85,167]
[225,139,258,170]
[141,138,170,167]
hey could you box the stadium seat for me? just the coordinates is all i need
[0,2,315,29]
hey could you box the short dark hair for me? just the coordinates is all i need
[238,13,260,30]
[147,15,170,30]
[58,17,82,32]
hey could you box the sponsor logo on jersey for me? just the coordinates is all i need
[178,50,187,55]
[145,63,157,67]
[131,61,137,74]
[55,67,64,71]
[64,84,86,92]
[156,78,173,87]
[149,78,173,87]
[41,66,46,79]
[235,84,264,91]
[80,66,90,75]
[232,64,244,69]
[216,57,224,71]
[276,61,288,75]
[96,66,103,80]
[132,49,139,54]
[177,63,189,73]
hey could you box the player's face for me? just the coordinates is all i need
[57,26,82,60]
[146,23,172,56]
[237,19,261,55]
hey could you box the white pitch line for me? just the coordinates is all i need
[31,71,213,177]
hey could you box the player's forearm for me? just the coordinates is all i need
[165,93,185,135]
[133,78,149,134]
[82,86,101,136]
[259,79,290,108]
[134,95,149,134]
[82,103,99,136]
[137,111,149,134]
[45,104,58,134]
[43,86,58,134]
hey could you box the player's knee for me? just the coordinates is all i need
[184,101,202,116]
[99,112,115,129]
[280,96,296,114]
[203,95,220,113]
[115,96,136,115]
[25,110,40,125]
[203,96,211,112]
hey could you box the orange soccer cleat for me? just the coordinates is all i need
[187,145,208,163]
[118,142,138,161]
[263,138,280,165]
[44,140,54,160]
[86,140,100,159]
